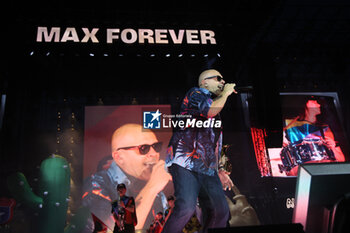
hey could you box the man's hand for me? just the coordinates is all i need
[208,83,237,118]
[146,160,172,194]
[221,83,237,96]
[218,169,234,191]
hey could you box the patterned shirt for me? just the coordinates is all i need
[165,87,222,176]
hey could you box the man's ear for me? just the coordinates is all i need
[112,150,124,165]
[201,80,208,88]
[199,79,205,88]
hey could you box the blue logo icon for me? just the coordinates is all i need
[143,109,162,129]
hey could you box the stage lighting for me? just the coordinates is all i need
[89,53,94,56]
[30,51,34,56]
[165,54,170,57]
[178,53,183,57]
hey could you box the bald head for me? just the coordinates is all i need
[198,69,226,96]
[111,123,157,152]
[198,69,223,87]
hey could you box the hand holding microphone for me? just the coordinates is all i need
[223,83,253,96]
[222,83,238,96]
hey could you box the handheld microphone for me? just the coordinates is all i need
[234,85,254,92]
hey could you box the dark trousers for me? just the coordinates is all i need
[162,164,229,233]
[113,223,135,233]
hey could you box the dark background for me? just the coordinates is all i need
[1,0,350,226]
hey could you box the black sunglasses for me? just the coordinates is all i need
[204,75,224,82]
[117,142,163,155]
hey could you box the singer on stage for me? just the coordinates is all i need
[163,69,237,233]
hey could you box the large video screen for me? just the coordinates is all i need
[83,105,173,231]
[251,93,349,177]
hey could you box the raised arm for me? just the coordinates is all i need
[207,83,237,118]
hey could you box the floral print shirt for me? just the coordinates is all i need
[165,87,222,176]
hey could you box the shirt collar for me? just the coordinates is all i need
[107,161,147,195]
[107,161,131,187]
[199,87,212,97]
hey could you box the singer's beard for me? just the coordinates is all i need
[212,86,223,96]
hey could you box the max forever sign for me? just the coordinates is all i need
[36,27,217,45]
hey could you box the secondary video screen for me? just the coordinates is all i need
[83,105,173,231]
[253,93,349,177]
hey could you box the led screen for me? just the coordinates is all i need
[83,105,173,231]
[251,93,349,177]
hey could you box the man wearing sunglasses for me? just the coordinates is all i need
[163,69,237,233]
[83,124,171,232]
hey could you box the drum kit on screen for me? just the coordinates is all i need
[278,138,336,175]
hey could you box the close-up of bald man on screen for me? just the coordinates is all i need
[82,124,171,232]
